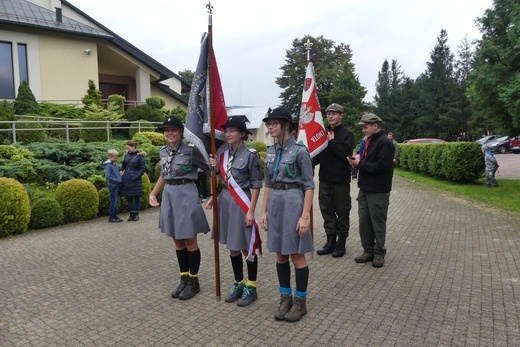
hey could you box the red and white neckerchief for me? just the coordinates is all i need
[220,149,262,261]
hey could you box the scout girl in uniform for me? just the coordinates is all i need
[259,107,314,322]
[205,116,262,307]
[149,116,211,300]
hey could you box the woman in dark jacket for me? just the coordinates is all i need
[120,140,146,221]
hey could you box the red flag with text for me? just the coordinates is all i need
[297,62,327,158]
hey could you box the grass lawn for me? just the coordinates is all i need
[394,168,520,213]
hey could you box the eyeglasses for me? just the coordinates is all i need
[266,121,281,128]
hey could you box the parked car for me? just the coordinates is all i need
[486,136,510,154]
[510,136,520,154]
[403,138,447,144]
[476,134,503,145]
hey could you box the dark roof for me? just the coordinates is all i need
[1,0,188,87]
[153,82,189,105]
[61,0,179,82]
[0,0,112,39]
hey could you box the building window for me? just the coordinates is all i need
[18,43,28,84]
[0,42,15,99]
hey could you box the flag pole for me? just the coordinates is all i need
[304,39,315,255]
[207,0,221,301]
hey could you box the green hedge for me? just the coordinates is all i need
[397,142,485,183]
[0,177,31,237]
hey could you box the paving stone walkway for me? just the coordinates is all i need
[1,176,520,346]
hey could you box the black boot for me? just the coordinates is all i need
[171,274,190,298]
[332,236,347,257]
[127,213,135,221]
[179,276,200,300]
[316,234,337,255]
[132,212,139,221]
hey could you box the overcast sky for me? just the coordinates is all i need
[70,0,494,108]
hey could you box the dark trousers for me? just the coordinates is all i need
[196,171,208,198]
[108,184,120,218]
[318,181,351,238]
[357,190,390,256]
[126,196,140,213]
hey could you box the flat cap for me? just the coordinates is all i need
[358,113,383,124]
[325,103,344,113]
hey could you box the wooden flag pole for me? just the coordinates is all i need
[207,0,221,301]
[304,39,315,258]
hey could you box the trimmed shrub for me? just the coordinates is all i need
[81,80,103,108]
[29,197,63,229]
[88,174,107,191]
[81,113,109,142]
[146,96,165,110]
[0,177,31,237]
[0,158,38,184]
[125,104,164,123]
[39,102,83,119]
[55,179,99,223]
[129,120,155,139]
[139,131,165,146]
[397,142,484,183]
[108,94,126,114]
[14,81,40,115]
[15,117,46,144]
[0,145,33,160]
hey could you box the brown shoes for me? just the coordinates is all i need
[354,252,374,263]
[372,256,385,268]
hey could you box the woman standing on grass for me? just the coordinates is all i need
[149,115,210,301]
[259,107,314,322]
[205,116,262,307]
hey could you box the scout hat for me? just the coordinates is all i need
[262,107,297,131]
[222,116,252,135]
[158,115,184,129]
[358,113,383,124]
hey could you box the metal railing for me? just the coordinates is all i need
[0,115,161,144]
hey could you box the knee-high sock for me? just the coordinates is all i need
[188,249,201,276]
[176,248,189,274]
[230,254,244,283]
[246,256,258,282]
[276,261,291,289]
[295,266,309,295]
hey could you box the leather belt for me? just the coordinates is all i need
[165,179,194,186]
[271,183,300,190]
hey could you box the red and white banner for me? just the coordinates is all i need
[297,62,327,158]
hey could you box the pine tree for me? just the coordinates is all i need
[81,80,103,108]
[13,81,40,115]
[467,0,520,135]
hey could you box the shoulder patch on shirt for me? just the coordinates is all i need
[247,147,257,153]
[187,143,195,148]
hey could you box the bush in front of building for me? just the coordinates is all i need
[55,179,99,223]
[0,177,31,238]
[29,197,64,230]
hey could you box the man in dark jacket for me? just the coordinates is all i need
[348,113,394,268]
[312,103,354,257]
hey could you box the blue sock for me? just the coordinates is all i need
[295,290,307,298]
[279,286,291,295]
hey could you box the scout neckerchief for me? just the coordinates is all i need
[164,143,179,175]
[219,148,262,261]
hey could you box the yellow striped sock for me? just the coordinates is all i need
[189,273,199,278]
[246,280,258,288]
[238,279,245,285]
[180,272,189,276]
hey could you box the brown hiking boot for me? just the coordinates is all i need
[372,256,385,268]
[284,296,307,322]
[274,294,292,321]
[355,252,374,263]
